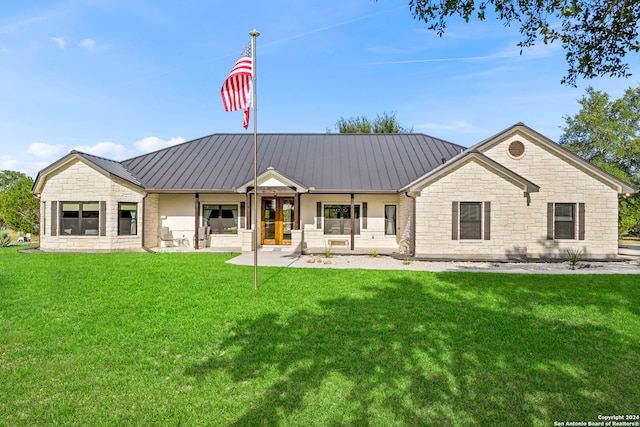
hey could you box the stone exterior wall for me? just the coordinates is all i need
[39,159,145,252]
[414,160,531,259]
[144,194,159,247]
[482,134,620,258]
[414,133,621,259]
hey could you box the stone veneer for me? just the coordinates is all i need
[414,133,620,259]
[39,159,145,252]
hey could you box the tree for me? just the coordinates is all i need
[405,0,640,86]
[559,86,640,236]
[332,112,412,133]
[0,171,39,235]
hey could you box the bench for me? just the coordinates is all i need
[328,239,349,249]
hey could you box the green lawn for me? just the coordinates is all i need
[1,247,639,426]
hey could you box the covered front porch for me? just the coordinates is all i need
[145,165,409,254]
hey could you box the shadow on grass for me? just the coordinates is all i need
[186,274,639,425]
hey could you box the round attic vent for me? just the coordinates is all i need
[508,140,525,158]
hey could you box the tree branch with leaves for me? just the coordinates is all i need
[404,0,640,85]
[560,86,640,236]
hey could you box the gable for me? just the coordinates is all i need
[407,151,540,195]
[237,167,308,193]
[33,151,143,196]
[38,159,121,199]
[473,123,636,195]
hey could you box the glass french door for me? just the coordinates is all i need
[261,197,294,245]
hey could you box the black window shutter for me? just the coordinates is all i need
[484,201,491,240]
[451,201,459,240]
[240,202,245,229]
[316,202,321,229]
[578,203,585,240]
[51,201,57,236]
[100,201,106,236]
[547,203,554,240]
[362,202,367,229]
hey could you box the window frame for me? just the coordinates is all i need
[323,204,361,235]
[203,203,239,235]
[118,202,138,236]
[384,204,397,236]
[459,202,483,240]
[60,201,100,236]
[554,203,576,240]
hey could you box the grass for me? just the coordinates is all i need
[1,246,639,426]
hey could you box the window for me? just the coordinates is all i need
[324,204,360,235]
[61,202,99,235]
[118,203,137,236]
[204,204,238,234]
[384,205,397,235]
[554,203,575,239]
[460,202,482,240]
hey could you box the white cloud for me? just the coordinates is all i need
[0,154,48,178]
[28,142,67,158]
[79,38,96,52]
[51,36,65,50]
[0,46,10,54]
[73,141,131,160]
[134,136,185,153]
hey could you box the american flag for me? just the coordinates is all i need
[221,42,252,129]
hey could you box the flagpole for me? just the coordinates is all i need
[250,29,260,290]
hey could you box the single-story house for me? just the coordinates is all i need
[32,123,636,259]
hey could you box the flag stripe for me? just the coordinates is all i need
[221,42,253,113]
[243,107,250,130]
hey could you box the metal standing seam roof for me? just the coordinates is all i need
[116,133,466,192]
[75,151,143,187]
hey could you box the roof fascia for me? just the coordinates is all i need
[237,168,308,193]
[307,189,401,194]
[32,152,145,195]
[145,189,239,194]
[407,151,540,194]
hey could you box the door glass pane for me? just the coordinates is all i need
[264,199,276,241]
[282,199,293,241]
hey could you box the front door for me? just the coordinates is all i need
[261,197,294,245]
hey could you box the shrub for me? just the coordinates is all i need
[0,229,10,247]
[566,248,583,270]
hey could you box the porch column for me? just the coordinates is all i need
[194,193,200,249]
[294,192,300,230]
[245,191,251,229]
[350,193,355,251]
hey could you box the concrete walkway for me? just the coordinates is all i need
[226,246,640,274]
[226,247,302,268]
[619,244,640,257]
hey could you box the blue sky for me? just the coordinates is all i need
[2,0,639,178]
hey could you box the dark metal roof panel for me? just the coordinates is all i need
[76,152,142,187]
[121,133,466,191]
